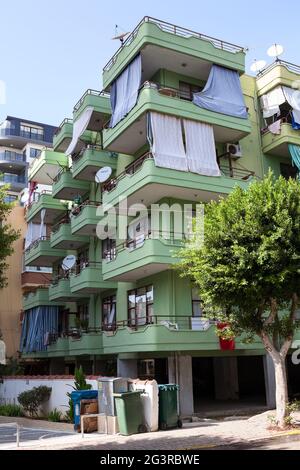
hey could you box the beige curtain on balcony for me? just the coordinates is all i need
[183,119,220,177]
[65,106,93,156]
[149,112,188,172]
[25,222,43,249]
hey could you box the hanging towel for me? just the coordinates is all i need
[183,119,220,176]
[268,119,281,135]
[109,54,142,128]
[193,65,248,119]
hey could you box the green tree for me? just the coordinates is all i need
[177,173,300,428]
[0,184,20,287]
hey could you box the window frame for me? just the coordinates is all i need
[127,285,154,327]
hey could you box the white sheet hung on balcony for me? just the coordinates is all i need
[39,209,46,238]
[149,112,188,171]
[282,87,300,124]
[24,222,42,249]
[65,106,94,156]
[193,65,248,119]
[183,120,220,177]
[260,87,285,118]
[109,54,142,128]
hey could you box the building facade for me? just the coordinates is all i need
[19,17,300,414]
[0,116,56,360]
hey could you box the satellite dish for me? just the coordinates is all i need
[267,44,284,58]
[112,25,130,45]
[62,254,76,271]
[20,189,29,204]
[250,60,267,73]
[95,166,112,183]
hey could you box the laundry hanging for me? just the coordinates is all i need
[282,86,300,124]
[65,106,94,155]
[148,112,188,171]
[193,65,248,119]
[260,87,285,118]
[109,54,142,128]
[183,119,220,176]
[288,144,300,172]
[292,114,300,130]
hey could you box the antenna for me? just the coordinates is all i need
[112,25,130,45]
[267,44,284,60]
[250,59,267,73]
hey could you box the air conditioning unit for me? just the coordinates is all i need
[226,143,242,158]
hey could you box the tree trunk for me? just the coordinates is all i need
[274,356,289,428]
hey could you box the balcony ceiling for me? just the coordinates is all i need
[105,262,170,282]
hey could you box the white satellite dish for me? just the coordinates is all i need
[267,44,284,58]
[20,189,29,204]
[95,166,112,183]
[250,60,267,73]
[62,254,76,271]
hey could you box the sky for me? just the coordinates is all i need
[0,0,299,126]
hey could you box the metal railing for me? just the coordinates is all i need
[73,89,110,112]
[102,315,213,331]
[257,59,300,78]
[0,150,26,163]
[70,260,102,276]
[53,118,73,137]
[27,190,52,209]
[71,143,104,163]
[24,236,49,254]
[102,152,152,192]
[103,16,245,72]
[0,423,21,448]
[51,213,70,234]
[70,200,101,217]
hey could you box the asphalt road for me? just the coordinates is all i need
[0,425,72,446]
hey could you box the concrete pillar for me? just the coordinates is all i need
[263,354,276,408]
[213,357,239,400]
[117,358,138,378]
[168,354,194,416]
[49,359,65,375]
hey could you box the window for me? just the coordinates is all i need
[30,148,42,159]
[102,295,116,330]
[280,163,298,180]
[179,81,203,101]
[192,287,203,317]
[128,286,153,327]
[102,238,116,261]
[77,304,89,324]
[20,124,44,141]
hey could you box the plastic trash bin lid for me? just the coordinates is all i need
[158,384,179,391]
[70,390,98,400]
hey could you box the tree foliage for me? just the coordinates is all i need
[177,172,300,427]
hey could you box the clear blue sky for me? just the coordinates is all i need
[0,0,298,126]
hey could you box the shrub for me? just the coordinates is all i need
[0,404,24,417]
[66,366,91,423]
[48,408,62,422]
[18,386,52,417]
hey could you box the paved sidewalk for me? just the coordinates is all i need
[1,411,300,450]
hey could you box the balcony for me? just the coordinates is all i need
[73,89,111,130]
[26,191,68,224]
[70,201,102,236]
[29,150,68,185]
[70,261,117,294]
[23,287,62,311]
[103,83,251,154]
[0,126,52,149]
[256,60,300,97]
[102,233,182,281]
[102,153,254,208]
[103,17,246,89]
[52,168,90,200]
[50,220,89,249]
[24,237,67,267]
[101,316,263,355]
[0,173,27,192]
[53,118,73,152]
[71,145,118,181]
[0,150,27,171]
[21,271,52,292]
[261,122,300,157]
[49,277,81,302]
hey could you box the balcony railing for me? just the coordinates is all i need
[53,118,73,137]
[71,260,102,276]
[71,144,104,163]
[27,190,52,209]
[102,315,214,332]
[25,236,49,254]
[73,89,111,113]
[0,151,26,163]
[103,16,246,72]
[51,213,70,234]
[257,59,300,78]
[70,200,101,217]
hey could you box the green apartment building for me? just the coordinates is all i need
[20,17,300,415]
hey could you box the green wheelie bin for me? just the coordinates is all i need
[113,391,147,435]
[158,384,182,430]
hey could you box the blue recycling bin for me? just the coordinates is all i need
[71,390,98,430]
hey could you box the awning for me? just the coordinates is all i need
[193,65,248,119]
[109,54,142,128]
[65,106,94,156]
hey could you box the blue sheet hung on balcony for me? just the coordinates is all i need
[20,306,59,353]
[109,54,142,128]
[288,144,300,172]
[193,65,248,119]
